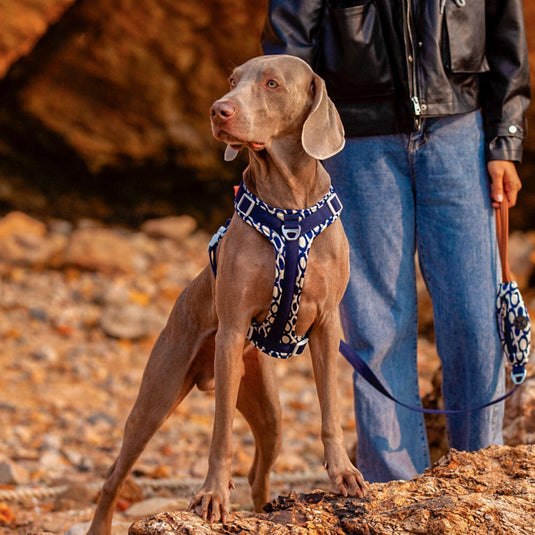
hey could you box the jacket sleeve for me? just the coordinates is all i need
[262,0,325,65]
[482,0,531,163]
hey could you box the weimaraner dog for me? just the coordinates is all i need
[87,54,367,534]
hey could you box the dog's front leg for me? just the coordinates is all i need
[308,319,368,498]
[189,328,245,523]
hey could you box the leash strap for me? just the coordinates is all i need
[339,340,518,414]
[496,199,512,283]
[495,199,530,384]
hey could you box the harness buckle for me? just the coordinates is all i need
[208,224,229,249]
[236,193,255,217]
[327,193,343,217]
[291,337,309,356]
[282,214,301,241]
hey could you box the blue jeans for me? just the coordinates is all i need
[324,111,504,482]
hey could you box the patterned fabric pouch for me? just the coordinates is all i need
[495,200,531,384]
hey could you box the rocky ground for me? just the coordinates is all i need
[0,210,534,534]
[130,444,535,535]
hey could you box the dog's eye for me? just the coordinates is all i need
[229,77,236,88]
[266,80,279,89]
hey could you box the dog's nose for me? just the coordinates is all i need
[210,100,236,122]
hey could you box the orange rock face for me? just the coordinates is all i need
[0,0,76,77]
[0,0,266,175]
[0,1,533,227]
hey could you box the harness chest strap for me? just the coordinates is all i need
[209,181,343,359]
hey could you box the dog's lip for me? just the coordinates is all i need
[249,142,265,151]
[214,130,265,151]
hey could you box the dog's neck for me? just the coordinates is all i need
[242,140,331,211]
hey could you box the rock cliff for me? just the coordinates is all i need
[0,0,266,224]
[0,0,533,228]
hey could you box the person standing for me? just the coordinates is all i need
[262,0,531,482]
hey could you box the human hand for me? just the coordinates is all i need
[487,160,522,208]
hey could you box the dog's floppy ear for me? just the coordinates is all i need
[302,74,345,160]
[224,145,240,161]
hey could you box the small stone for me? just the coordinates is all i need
[100,303,166,339]
[30,345,58,363]
[64,523,91,535]
[140,216,197,242]
[0,457,30,485]
[29,307,48,322]
[39,450,66,472]
[65,521,132,535]
[48,219,73,236]
[125,497,188,517]
[62,228,136,274]
[0,211,51,264]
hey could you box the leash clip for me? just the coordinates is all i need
[511,365,527,385]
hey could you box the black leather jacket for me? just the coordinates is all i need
[262,0,531,162]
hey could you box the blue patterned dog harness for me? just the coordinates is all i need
[208,181,343,359]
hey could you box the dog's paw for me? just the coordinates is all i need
[324,460,369,499]
[189,486,231,524]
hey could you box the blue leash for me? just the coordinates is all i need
[339,340,518,414]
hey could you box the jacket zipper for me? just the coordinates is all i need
[405,0,422,130]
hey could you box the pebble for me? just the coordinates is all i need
[140,215,197,242]
[0,211,62,265]
[64,523,92,535]
[62,228,136,274]
[30,345,59,363]
[124,497,189,517]
[100,303,166,339]
[65,521,133,535]
[0,457,30,485]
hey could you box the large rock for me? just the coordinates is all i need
[0,0,76,78]
[129,445,535,535]
[0,210,66,264]
[0,0,266,176]
[504,364,535,446]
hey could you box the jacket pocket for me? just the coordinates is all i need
[444,0,489,73]
[319,0,395,99]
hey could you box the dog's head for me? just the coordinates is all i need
[210,55,345,162]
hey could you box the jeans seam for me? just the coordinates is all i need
[412,271,430,466]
